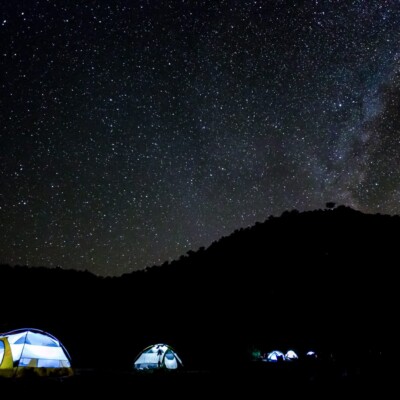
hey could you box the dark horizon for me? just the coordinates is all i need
[1,203,398,277]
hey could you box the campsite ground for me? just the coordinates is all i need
[1,360,389,399]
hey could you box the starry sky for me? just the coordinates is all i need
[2,1,400,276]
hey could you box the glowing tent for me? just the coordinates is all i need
[134,343,183,370]
[264,350,286,362]
[306,350,317,358]
[0,328,73,378]
[285,350,299,360]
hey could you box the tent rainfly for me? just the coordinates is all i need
[0,328,73,378]
[134,343,183,370]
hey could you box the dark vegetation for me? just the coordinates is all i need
[1,206,395,395]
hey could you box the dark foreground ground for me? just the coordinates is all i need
[0,361,391,399]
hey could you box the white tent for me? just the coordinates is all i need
[285,350,299,360]
[265,350,286,362]
[306,350,317,358]
[134,343,183,370]
[0,328,72,377]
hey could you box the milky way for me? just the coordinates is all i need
[1,1,400,276]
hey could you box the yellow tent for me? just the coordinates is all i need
[0,328,73,378]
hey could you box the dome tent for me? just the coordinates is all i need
[134,343,183,370]
[0,328,73,378]
[306,350,317,359]
[285,350,299,360]
[264,350,286,362]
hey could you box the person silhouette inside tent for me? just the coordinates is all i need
[157,348,163,368]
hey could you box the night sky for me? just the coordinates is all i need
[2,1,400,276]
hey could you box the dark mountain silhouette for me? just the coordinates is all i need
[1,206,395,376]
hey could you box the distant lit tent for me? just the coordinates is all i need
[0,328,73,378]
[264,350,286,362]
[285,350,299,361]
[134,343,183,370]
[306,350,317,359]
